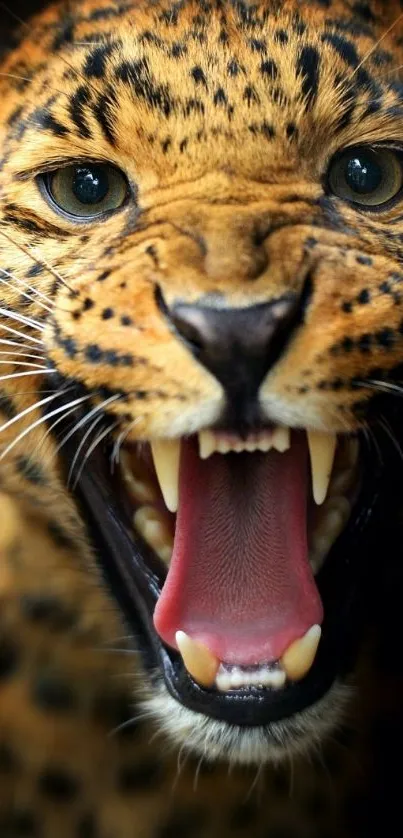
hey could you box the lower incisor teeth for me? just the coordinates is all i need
[175,626,321,692]
[216,664,286,691]
[120,453,157,504]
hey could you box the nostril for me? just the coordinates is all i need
[170,313,205,353]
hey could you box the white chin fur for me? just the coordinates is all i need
[140,677,353,766]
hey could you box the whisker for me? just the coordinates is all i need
[379,415,403,460]
[111,417,142,468]
[54,393,122,459]
[0,393,91,462]
[72,421,120,488]
[0,389,65,437]
[0,322,42,344]
[350,12,403,78]
[67,413,105,486]
[0,72,69,99]
[361,378,403,396]
[0,350,46,361]
[0,268,55,313]
[0,1,27,27]
[108,711,154,739]
[362,422,384,468]
[0,360,48,369]
[0,229,76,295]
[0,336,42,349]
[0,276,51,315]
[0,368,55,382]
[377,62,403,78]
[0,306,44,332]
[0,2,102,100]
[34,405,79,457]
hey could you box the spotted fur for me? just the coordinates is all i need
[0,1,403,835]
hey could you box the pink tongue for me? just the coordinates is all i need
[153,436,323,665]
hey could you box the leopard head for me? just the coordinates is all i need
[1,0,403,764]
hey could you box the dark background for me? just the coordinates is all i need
[0,0,48,54]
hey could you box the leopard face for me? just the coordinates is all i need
[1,0,403,765]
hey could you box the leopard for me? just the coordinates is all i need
[0,0,403,835]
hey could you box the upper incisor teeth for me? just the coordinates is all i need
[150,440,180,513]
[199,430,216,459]
[198,427,290,458]
[272,426,290,452]
[307,431,337,505]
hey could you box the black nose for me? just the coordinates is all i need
[163,294,300,407]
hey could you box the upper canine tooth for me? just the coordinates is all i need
[280,625,321,682]
[307,431,337,505]
[272,426,290,452]
[150,440,180,513]
[175,631,220,688]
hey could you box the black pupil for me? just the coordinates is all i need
[344,153,382,195]
[72,166,109,205]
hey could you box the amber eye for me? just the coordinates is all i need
[327,146,403,208]
[42,163,128,219]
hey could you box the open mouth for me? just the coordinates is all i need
[122,429,359,692]
[52,382,384,728]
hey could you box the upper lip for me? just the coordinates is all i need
[47,381,385,727]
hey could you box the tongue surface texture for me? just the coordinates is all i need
[153,437,323,665]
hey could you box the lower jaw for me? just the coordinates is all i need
[57,416,381,729]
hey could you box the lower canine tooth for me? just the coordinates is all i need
[280,625,321,682]
[134,507,173,556]
[157,545,173,564]
[216,672,232,692]
[120,452,157,503]
[175,631,220,688]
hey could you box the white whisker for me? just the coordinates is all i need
[0,267,56,309]
[35,405,79,456]
[0,322,43,345]
[111,417,142,468]
[0,390,64,437]
[0,360,49,369]
[0,337,42,350]
[67,413,105,485]
[0,350,46,361]
[350,13,403,78]
[379,416,403,460]
[0,228,76,296]
[0,369,55,382]
[0,394,91,462]
[55,394,121,459]
[0,271,54,314]
[0,306,44,332]
[72,421,119,488]
[364,379,403,396]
